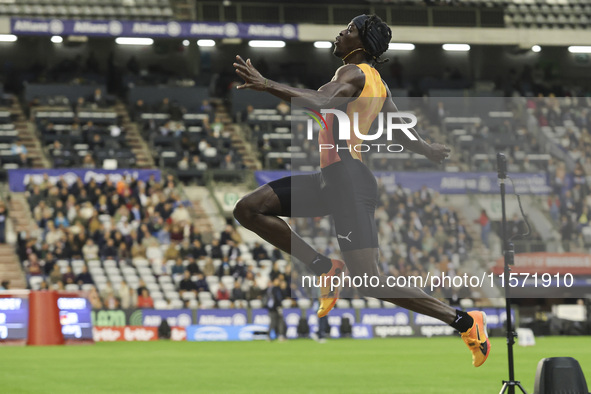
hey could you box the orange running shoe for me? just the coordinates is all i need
[461,311,491,367]
[316,259,345,318]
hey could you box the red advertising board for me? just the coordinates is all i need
[171,327,186,341]
[493,253,591,275]
[93,326,158,342]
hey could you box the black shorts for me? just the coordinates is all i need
[268,159,378,252]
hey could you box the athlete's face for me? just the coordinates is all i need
[333,22,364,58]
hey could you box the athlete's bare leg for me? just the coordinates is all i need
[342,248,456,324]
[233,184,318,267]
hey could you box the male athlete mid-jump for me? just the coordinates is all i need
[233,14,490,367]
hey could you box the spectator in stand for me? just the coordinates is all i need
[179,270,196,296]
[100,281,115,301]
[177,156,189,170]
[54,211,69,229]
[164,243,179,262]
[189,239,207,259]
[136,279,147,297]
[216,283,230,301]
[137,288,154,309]
[43,252,57,276]
[231,280,246,302]
[171,258,185,276]
[191,155,208,171]
[186,257,201,276]
[0,280,10,290]
[251,242,269,262]
[132,99,146,121]
[220,224,238,245]
[560,215,574,252]
[194,273,209,293]
[476,209,491,249]
[276,101,290,115]
[48,264,62,287]
[119,280,133,309]
[11,140,27,156]
[244,272,262,301]
[82,154,96,168]
[217,258,232,278]
[232,257,247,281]
[87,88,107,108]
[101,238,118,260]
[202,258,215,277]
[62,266,75,284]
[220,154,236,170]
[210,239,223,259]
[75,265,94,286]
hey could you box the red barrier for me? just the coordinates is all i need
[27,291,64,346]
[492,253,591,275]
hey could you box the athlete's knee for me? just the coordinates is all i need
[233,197,253,225]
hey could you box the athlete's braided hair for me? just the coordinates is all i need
[353,14,392,65]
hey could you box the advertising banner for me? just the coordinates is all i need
[10,19,298,40]
[141,309,193,327]
[493,253,591,275]
[196,309,248,326]
[185,324,268,341]
[255,171,551,195]
[0,298,28,341]
[92,326,158,342]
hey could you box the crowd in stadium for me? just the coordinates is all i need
[16,172,294,310]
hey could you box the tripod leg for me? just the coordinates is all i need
[516,382,529,394]
[499,382,508,394]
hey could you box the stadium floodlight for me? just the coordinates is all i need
[568,46,591,53]
[51,36,63,44]
[531,45,541,53]
[388,43,415,51]
[248,40,286,48]
[182,40,190,47]
[442,43,470,52]
[115,37,154,46]
[314,41,332,49]
[197,39,215,47]
[0,34,17,42]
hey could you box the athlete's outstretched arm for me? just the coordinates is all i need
[382,87,450,164]
[233,56,363,109]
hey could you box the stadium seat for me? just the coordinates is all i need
[154,300,169,310]
[281,299,293,309]
[297,299,311,309]
[460,299,475,309]
[367,298,382,309]
[199,300,216,309]
[384,302,398,309]
[165,290,180,300]
[169,299,184,309]
[336,299,351,309]
[249,299,263,309]
[81,284,95,291]
[218,300,232,309]
[65,284,80,291]
[351,299,366,309]
[29,276,44,290]
[182,292,196,301]
[198,292,213,302]
[234,300,248,309]
[187,299,199,309]
[221,275,235,289]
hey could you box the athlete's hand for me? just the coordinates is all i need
[233,55,267,91]
[425,143,451,164]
